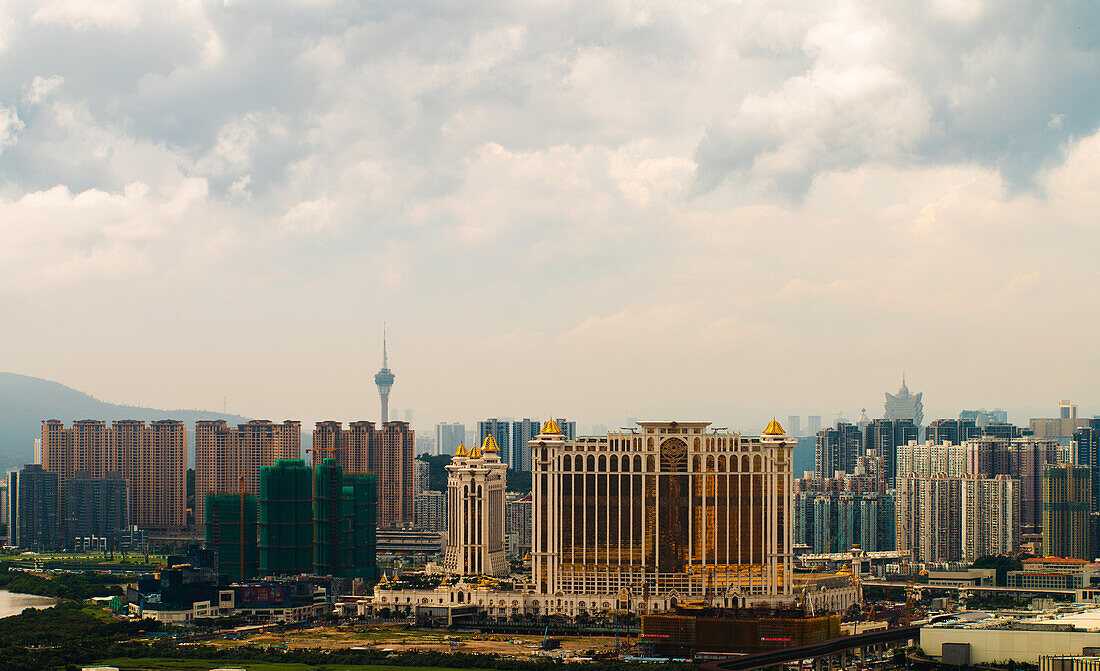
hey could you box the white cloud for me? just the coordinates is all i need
[0,105,23,150]
[22,75,65,106]
[0,0,1098,426]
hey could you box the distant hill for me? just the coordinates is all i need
[0,372,250,470]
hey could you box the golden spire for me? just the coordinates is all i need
[763,418,785,436]
[454,442,468,457]
[541,418,562,435]
[481,434,500,452]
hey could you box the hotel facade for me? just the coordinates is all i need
[373,418,798,618]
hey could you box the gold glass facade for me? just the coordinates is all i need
[532,420,794,606]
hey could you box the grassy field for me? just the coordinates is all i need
[93,660,497,671]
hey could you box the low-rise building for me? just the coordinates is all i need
[928,568,996,588]
[922,607,1100,666]
[1007,558,1100,591]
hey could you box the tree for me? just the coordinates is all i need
[972,555,1025,586]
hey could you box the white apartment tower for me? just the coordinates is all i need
[442,435,508,576]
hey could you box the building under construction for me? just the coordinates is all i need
[259,459,313,576]
[641,606,841,657]
[313,458,379,580]
[204,492,258,582]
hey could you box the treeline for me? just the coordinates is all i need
[99,642,697,671]
[0,565,125,600]
[0,601,162,671]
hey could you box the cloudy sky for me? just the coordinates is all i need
[1,0,1099,432]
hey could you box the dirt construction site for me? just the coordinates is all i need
[206,624,633,660]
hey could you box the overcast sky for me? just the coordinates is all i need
[1,1,1099,432]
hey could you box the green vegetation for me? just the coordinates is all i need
[0,564,126,599]
[506,469,531,493]
[417,453,451,491]
[0,600,162,671]
[972,555,1027,586]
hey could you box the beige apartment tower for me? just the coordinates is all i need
[310,420,414,528]
[194,420,301,524]
[40,419,186,528]
[530,419,796,609]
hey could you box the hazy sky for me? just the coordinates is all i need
[1,1,1099,432]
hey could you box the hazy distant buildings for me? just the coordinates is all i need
[8,465,61,551]
[194,420,301,524]
[884,377,923,427]
[1043,465,1092,560]
[477,419,512,468]
[959,409,1009,427]
[311,420,414,528]
[434,423,465,457]
[1031,400,1092,438]
[794,460,895,554]
[41,419,185,529]
[505,492,532,559]
[807,416,822,438]
[787,416,802,438]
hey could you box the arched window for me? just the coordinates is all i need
[693,437,701,450]
[610,455,618,471]
[717,455,726,472]
[598,455,606,472]
[646,455,656,472]
[706,455,715,472]
[647,437,654,449]
[587,455,596,471]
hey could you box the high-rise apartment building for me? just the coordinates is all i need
[554,418,578,441]
[884,377,923,427]
[793,455,893,553]
[815,422,862,478]
[961,475,1020,561]
[434,423,465,457]
[205,492,258,582]
[865,418,918,483]
[310,420,414,527]
[898,473,1022,563]
[1073,420,1100,511]
[897,441,968,478]
[194,420,300,525]
[415,490,447,532]
[258,459,313,577]
[63,470,129,550]
[1043,465,1092,560]
[443,436,508,576]
[511,419,541,471]
[478,419,512,468]
[530,419,796,608]
[41,419,186,529]
[415,460,430,495]
[897,474,962,563]
[926,418,980,445]
[313,459,379,579]
[505,492,533,559]
[8,465,61,551]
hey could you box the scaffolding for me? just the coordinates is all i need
[344,473,379,580]
[204,492,258,582]
[259,459,313,576]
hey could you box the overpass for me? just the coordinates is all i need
[862,580,1076,597]
[698,625,920,671]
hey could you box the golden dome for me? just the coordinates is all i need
[541,418,563,435]
[469,444,482,458]
[481,434,500,452]
[454,443,469,457]
[763,418,785,436]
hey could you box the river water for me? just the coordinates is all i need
[0,589,58,619]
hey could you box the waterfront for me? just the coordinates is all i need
[0,589,58,619]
